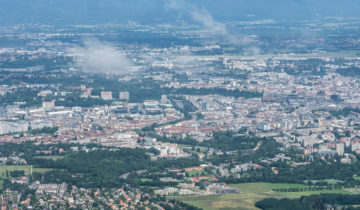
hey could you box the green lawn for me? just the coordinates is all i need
[178,144,208,153]
[140,178,153,182]
[32,168,54,173]
[143,186,161,190]
[186,170,207,177]
[0,165,53,179]
[174,182,356,210]
[34,155,64,160]
[0,165,32,178]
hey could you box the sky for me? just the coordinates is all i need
[1,0,360,26]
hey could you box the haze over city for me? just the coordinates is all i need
[0,1,360,209]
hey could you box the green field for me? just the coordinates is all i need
[34,155,64,160]
[0,165,32,178]
[140,178,153,182]
[186,170,207,177]
[178,144,208,153]
[0,165,54,190]
[0,165,53,179]
[32,168,54,173]
[174,182,356,210]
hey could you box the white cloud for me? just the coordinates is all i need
[191,9,227,35]
[165,0,257,47]
[68,39,134,75]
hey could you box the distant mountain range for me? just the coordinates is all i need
[1,0,360,26]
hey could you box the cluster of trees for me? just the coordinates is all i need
[90,76,262,105]
[205,69,248,80]
[0,89,40,107]
[329,107,360,118]
[29,126,58,135]
[9,170,25,177]
[275,59,327,76]
[2,72,84,86]
[154,131,273,152]
[203,131,281,166]
[223,155,360,187]
[166,200,202,210]
[32,148,199,188]
[0,142,102,164]
[272,185,342,193]
[0,56,72,70]
[255,194,360,210]
[55,95,110,107]
[90,77,164,103]
[201,131,264,151]
[337,66,360,77]
[165,87,262,99]
[276,159,360,186]
[0,142,55,161]
[151,131,281,167]
[33,148,154,187]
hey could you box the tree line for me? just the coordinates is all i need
[255,194,360,210]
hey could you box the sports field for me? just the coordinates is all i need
[186,170,208,177]
[174,182,356,210]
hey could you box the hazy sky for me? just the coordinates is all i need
[1,0,360,26]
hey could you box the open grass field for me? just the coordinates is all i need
[0,165,53,179]
[32,168,54,173]
[186,170,207,177]
[0,165,56,190]
[174,182,357,210]
[178,144,208,153]
[140,178,153,182]
[0,165,32,178]
[34,155,64,160]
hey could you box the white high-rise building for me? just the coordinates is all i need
[42,100,55,111]
[161,95,168,104]
[336,143,344,156]
[119,91,130,101]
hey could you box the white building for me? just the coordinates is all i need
[0,121,28,135]
[119,91,130,101]
[161,95,168,104]
[42,100,55,111]
[101,91,113,100]
[30,120,53,130]
[336,143,344,156]
[352,143,360,152]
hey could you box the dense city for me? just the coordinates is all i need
[2,1,360,209]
